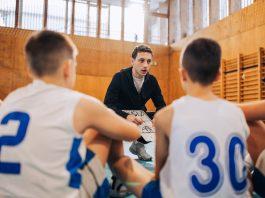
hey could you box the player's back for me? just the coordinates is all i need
[160,95,249,198]
[0,80,91,197]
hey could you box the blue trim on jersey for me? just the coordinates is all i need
[93,178,110,198]
[142,180,162,198]
[0,112,30,174]
[84,149,95,168]
[66,138,95,189]
[66,138,82,188]
[187,134,223,196]
[227,134,247,194]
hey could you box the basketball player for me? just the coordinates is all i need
[0,30,140,197]
[239,102,265,197]
[112,38,250,197]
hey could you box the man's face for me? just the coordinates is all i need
[131,52,152,78]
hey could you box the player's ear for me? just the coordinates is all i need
[62,60,71,79]
[27,66,34,79]
[214,70,221,82]
[131,58,135,65]
[179,67,187,82]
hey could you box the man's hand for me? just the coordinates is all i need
[126,114,144,125]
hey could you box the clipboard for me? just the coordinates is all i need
[123,110,155,142]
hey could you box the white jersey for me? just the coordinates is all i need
[160,96,249,198]
[0,80,99,197]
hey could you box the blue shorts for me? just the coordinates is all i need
[142,180,162,198]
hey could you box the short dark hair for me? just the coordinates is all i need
[182,38,221,86]
[25,30,76,77]
[131,45,153,59]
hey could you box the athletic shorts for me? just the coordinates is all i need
[142,180,162,198]
[79,150,109,198]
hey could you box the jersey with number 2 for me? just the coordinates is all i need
[0,80,95,197]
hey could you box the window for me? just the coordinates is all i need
[149,0,168,14]
[0,0,169,45]
[20,0,44,30]
[0,0,16,27]
[73,0,98,37]
[124,0,145,42]
[202,0,209,28]
[100,3,109,38]
[75,0,89,36]
[219,0,229,19]
[149,0,169,44]
[100,2,122,40]
[241,0,254,8]
[47,0,72,33]
[187,0,193,35]
[149,16,168,45]
[109,4,122,39]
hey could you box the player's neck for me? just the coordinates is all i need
[185,83,217,101]
[37,76,69,88]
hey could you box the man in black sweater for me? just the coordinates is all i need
[104,45,166,161]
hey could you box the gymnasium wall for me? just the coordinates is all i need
[169,0,265,102]
[0,27,169,111]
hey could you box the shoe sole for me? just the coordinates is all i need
[138,156,152,161]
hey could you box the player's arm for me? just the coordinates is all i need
[74,98,141,141]
[239,101,265,121]
[153,105,173,179]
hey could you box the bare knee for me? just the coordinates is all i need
[83,129,112,165]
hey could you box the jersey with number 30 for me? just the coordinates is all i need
[160,96,249,198]
[0,80,97,197]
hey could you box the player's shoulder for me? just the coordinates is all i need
[170,96,189,110]
[154,105,174,134]
[3,84,31,103]
[78,93,102,105]
[73,91,103,114]
[218,98,244,116]
[155,105,173,117]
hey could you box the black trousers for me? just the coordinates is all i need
[253,167,265,198]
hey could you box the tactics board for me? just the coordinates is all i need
[123,110,155,142]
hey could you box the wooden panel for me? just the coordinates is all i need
[212,80,221,97]
[0,67,13,97]
[168,50,184,103]
[169,0,265,102]
[224,58,237,72]
[0,27,170,104]
[171,1,265,58]
[145,79,168,111]
[223,58,239,102]
[0,33,15,69]
[74,75,112,101]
